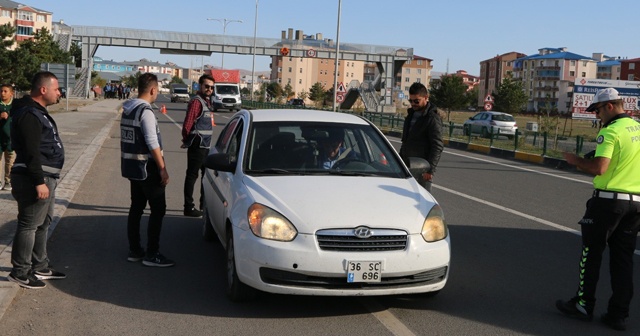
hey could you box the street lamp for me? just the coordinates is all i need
[251,0,259,101]
[207,18,243,69]
[332,0,342,112]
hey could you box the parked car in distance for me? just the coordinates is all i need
[463,111,518,139]
[202,109,450,301]
[287,98,305,107]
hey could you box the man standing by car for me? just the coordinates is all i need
[557,88,640,331]
[399,82,443,192]
[120,73,174,267]
[181,74,215,217]
[8,71,65,289]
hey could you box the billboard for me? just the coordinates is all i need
[571,78,640,119]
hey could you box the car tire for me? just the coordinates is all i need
[507,135,514,140]
[226,229,257,302]
[202,206,216,242]
[463,125,470,136]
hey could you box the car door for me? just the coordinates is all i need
[204,117,244,236]
[469,113,484,134]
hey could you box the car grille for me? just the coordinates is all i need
[316,228,407,252]
[260,266,448,289]
[222,98,236,103]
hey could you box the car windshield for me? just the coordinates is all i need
[492,114,515,122]
[244,121,407,178]
[216,85,239,95]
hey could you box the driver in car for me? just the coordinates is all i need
[317,129,355,169]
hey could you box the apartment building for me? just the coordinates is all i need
[270,29,364,99]
[398,55,432,92]
[478,51,526,107]
[593,53,622,80]
[451,70,479,92]
[0,0,52,48]
[512,47,597,113]
[620,58,640,81]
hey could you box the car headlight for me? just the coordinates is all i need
[421,204,447,242]
[247,203,297,241]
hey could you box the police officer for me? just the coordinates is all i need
[181,74,215,217]
[8,71,66,289]
[120,73,174,267]
[557,88,640,331]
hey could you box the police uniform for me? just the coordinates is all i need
[573,113,640,321]
[184,95,213,148]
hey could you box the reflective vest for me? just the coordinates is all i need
[11,105,64,178]
[120,103,163,180]
[186,95,213,148]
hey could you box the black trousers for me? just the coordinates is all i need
[183,142,208,210]
[575,196,640,318]
[127,160,166,255]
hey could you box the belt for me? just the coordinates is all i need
[593,190,640,202]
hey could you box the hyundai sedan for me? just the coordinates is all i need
[202,109,450,301]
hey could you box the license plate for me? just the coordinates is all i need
[347,261,382,283]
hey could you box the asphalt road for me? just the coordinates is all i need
[1,96,637,335]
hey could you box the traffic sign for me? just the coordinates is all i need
[398,92,404,99]
[337,82,346,93]
[484,94,493,103]
[484,102,493,111]
[336,93,345,103]
[306,48,316,57]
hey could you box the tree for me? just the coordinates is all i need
[493,76,528,114]
[309,82,325,106]
[297,90,309,101]
[241,87,250,96]
[169,75,185,85]
[0,24,16,84]
[121,71,142,90]
[464,87,479,108]
[429,75,467,122]
[70,41,82,67]
[283,83,294,101]
[266,82,283,103]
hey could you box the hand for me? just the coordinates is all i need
[0,112,8,120]
[562,152,580,166]
[35,183,49,200]
[159,167,169,186]
[422,172,433,181]
[180,143,187,149]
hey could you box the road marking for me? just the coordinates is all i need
[359,298,416,336]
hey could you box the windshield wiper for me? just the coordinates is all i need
[326,170,377,176]
[247,168,292,174]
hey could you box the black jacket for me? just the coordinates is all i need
[399,102,444,173]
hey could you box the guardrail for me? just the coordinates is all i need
[241,101,595,159]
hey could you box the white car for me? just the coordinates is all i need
[463,111,518,139]
[202,109,450,301]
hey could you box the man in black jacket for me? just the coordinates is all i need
[399,82,443,192]
[8,71,66,289]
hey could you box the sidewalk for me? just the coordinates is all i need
[0,98,124,320]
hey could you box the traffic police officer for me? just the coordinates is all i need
[557,88,640,331]
[181,74,215,217]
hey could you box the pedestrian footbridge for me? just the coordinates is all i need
[67,26,413,112]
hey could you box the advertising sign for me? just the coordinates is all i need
[571,78,640,119]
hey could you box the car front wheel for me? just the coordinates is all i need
[202,205,217,242]
[226,229,257,301]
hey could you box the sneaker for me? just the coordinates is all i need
[127,249,145,262]
[3,182,10,191]
[601,313,626,331]
[7,273,46,289]
[184,207,203,217]
[34,268,67,280]
[556,298,593,321]
[142,252,175,267]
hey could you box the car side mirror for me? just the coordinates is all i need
[204,153,236,173]
[407,157,431,189]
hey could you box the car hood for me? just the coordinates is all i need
[242,175,438,234]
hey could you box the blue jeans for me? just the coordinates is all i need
[10,174,57,277]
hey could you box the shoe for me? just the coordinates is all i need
[601,313,626,331]
[127,249,145,262]
[184,207,203,217]
[7,273,46,289]
[556,298,593,321]
[3,182,10,191]
[34,268,67,280]
[142,252,175,267]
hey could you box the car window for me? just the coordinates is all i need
[226,120,244,162]
[471,113,483,121]
[216,118,239,152]
[492,114,515,122]
[245,121,407,178]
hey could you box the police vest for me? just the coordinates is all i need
[120,104,163,180]
[186,95,213,148]
[11,106,64,178]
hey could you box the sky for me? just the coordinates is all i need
[24,0,640,76]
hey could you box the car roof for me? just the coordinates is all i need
[246,109,370,125]
[484,111,512,116]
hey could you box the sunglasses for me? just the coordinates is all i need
[594,103,607,113]
[409,99,422,104]
[203,84,214,90]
